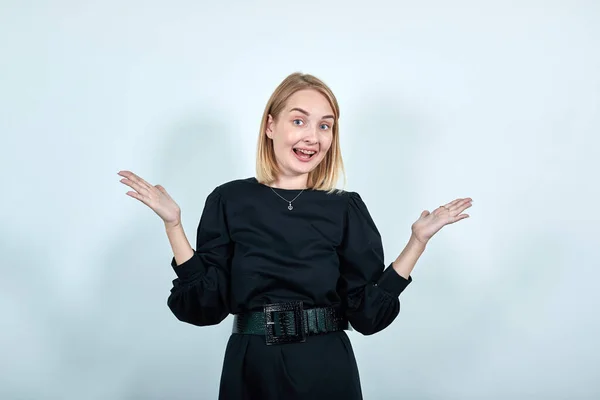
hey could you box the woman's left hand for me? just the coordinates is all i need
[411,197,473,245]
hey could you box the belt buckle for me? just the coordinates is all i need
[264,301,306,345]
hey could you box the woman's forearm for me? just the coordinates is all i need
[392,234,427,279]
[165,222,195,266]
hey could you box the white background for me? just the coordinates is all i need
[1,1,599,399]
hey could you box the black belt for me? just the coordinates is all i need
[232,301,348,345]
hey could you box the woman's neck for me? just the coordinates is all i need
[271,174,308,190]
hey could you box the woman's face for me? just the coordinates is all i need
[266,89,335,180]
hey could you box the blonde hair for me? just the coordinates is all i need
[255,72,345,192]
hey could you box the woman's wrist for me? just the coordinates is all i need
[392,234,427,279]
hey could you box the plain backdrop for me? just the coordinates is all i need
[1,1,599,399]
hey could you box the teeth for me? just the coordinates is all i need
[296,149,316,155]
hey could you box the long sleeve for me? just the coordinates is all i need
[336,192,412,335]
[167,187,232,326]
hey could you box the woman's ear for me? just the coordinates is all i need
[266,114,274,139]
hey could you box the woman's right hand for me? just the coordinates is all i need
[118,170,181,228]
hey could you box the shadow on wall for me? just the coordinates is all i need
[340,91,440,247]
[342,93,428,195]
[0,110,244,400]
[342,92,575,398]
[152,113,244,192]
[336,92,450,398]
[406,229,569,399]
[339,91,488,398]
[98,111,242,400]
[0,235,69,399]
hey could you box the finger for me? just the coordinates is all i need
[155,184,169,197]
[456,202,473,214]
[446,198,473,212]
[438,199,462,212]
[125,191,148,204]
[120,178,150,195]
[119,171,153,190]
[433,206,447,215]
[446,198,470,208]
[448,213,470,224]
[446,202,472,216]
[131,174,154,190]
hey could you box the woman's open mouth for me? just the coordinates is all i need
[292,148,318,162]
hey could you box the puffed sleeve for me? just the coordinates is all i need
[166,187,232,326]
[337,192,412,335]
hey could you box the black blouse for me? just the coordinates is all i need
[167,177,412,335]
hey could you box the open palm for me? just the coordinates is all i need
[118,170,181,226]
[411,197,473,244]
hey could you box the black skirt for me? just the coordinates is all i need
[217,331,363,400]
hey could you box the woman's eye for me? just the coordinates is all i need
[293,119,304,126]
[320,124,330,130]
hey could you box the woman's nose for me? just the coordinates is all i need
[303,127,318,143]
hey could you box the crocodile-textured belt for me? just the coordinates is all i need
[232,301,348,345]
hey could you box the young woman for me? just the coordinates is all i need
[118,72,472,399]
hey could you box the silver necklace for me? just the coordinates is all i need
[269,187,305,210]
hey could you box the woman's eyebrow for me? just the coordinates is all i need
[289,107,334,120]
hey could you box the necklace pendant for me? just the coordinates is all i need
[288,203,293,210]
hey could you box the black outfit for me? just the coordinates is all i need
[167,178,412,399]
